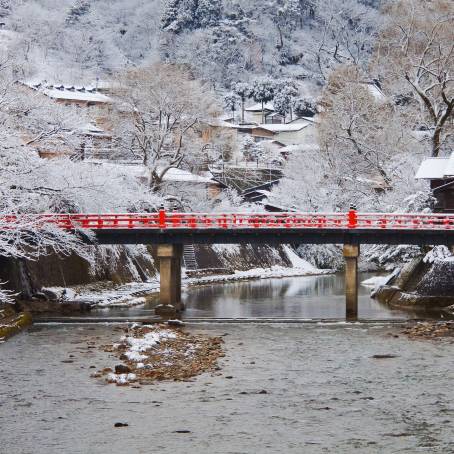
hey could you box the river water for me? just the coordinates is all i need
[2,274,454,453]
[98,273,447,320]
[1,323,454,453]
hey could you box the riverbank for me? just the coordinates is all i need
[2,322,453,453]
[37,264,332,310]
[0,305,32,341]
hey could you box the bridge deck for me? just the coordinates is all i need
[3,211,454,245]
[89,227,454,245]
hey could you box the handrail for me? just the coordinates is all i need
[1,211,454,231]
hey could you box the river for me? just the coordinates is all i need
[2,274,454,453]
[96,273,448,320]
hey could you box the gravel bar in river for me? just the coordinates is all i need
[1,323,454,453]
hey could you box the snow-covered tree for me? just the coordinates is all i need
[66,0,90,24]
[373,0,454,157]
[311,0,381,80]
[223,92,241,123]
[113,64,218,190]
[267,0,301,50]
[274,79,299,121]
[231,82,251,124]
[293,98,317,117]
[161,0,222,33]
[161,0,197,33]
[197,0,222,28]
[242,136,264,161]
[273,91,292,122]
[251,77,275,123]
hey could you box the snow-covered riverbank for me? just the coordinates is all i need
[44,260,332,309]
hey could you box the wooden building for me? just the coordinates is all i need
[415,153,454,212]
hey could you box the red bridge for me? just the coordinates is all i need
[4,210,454,320]
[6,210,454,246]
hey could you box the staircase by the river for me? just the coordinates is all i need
[183,244,198,271]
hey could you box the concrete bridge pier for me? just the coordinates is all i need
[155,244,183,318]
[344,244,360,321]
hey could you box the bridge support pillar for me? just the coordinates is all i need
[155,244,183,318]
[344,244,359,321]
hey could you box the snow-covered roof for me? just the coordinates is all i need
[76,122,111,137]
[260,122,310,133]
[43,87,111,103]
[415,153,454,179]
[445,153,454,176]
[161,167,215,184]
[245,102,274,112]
[261,139,286,148]
[77,123,106,134]
[365,83,386,102]
[21,80,112,104]
[87,162,217,184]
[266,112,284,118]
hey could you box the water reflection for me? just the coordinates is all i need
[93,273,450,320]
[182,273,408,319]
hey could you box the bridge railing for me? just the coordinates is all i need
[2,211,454,231]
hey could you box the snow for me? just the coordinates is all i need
[86,162,216,185]
[121,329,177,362]
[423,246,453,263]
[43,88,112,103]
[53,256,330,309]
[444,152,454,177]
[415,155,452,179]
[161,167,216,184]
[77,123,107,135]
[107,372,137,385]
[361,275,392,288]
[22,80,112,103]
[261,123,310,133]
[186,265,330,287]
[211,244,241,255]
[245,102,274,112]
[282,245,317,272]
[365,83,387,102]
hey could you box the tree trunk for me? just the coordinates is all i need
[277,25,284,50]
[432,129,441,157]
[241,97,245,124]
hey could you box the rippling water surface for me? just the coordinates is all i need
[1,323,454,453]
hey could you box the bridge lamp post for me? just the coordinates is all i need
[344,205,359,320]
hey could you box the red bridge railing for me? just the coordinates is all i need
[2,210,454,231]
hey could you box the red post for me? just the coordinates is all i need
[159,208,166,228]
[348,206,357,229]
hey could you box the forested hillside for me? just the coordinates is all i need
[4,0,380,87]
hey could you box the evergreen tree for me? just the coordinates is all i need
[267,0,301,49]
[161,0,198,33]
[251,77,276,124]
[275,79,299,120]
[196,0,222,28]
[293,98,317,117]
[273,92,292,122]
[161,0,221,33]
[66,0,90,25]
[223,93,241,123]
[232,82,251,124]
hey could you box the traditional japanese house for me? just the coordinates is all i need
[415,152,454,213]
